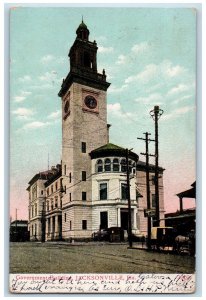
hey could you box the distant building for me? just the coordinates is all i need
[27,20,165,241]
[10,220,29,242]
[164,208,196,235]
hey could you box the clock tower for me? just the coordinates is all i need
[58,20,110,240]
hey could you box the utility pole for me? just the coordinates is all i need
[15,208,18,242]
[138,133,155,249]
[150,105,163,226]
[126,148,132,248]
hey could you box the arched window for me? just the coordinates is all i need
[113,158,119,172]
[97,159,103,172]
[121,159,127,172]
[84,51,90,67]
[104,159,111,172]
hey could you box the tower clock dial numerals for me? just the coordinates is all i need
[84,95,97,109]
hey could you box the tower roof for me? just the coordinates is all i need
[76,20,88,31]
[89,143,139,161]
[76,19,90,40]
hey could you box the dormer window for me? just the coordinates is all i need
[113,158,119,172]
[104,159,111,172]
[121,159,127,172]
[97,159,103,172]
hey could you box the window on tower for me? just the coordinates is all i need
[83,51,90,68]
[82,192,87,201]
[82,171,86,181]
[81,142,86,153]
[82,220,87,230]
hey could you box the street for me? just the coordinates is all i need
[9,242,195,274]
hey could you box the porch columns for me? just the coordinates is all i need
[117,207,121,227]
[179,197,183,213]
[133,208,137,229]
[45,218,48,240]
[55,215,59,239]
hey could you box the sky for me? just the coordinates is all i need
[9,7,196,220]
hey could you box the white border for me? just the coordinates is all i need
[2,1,204,299]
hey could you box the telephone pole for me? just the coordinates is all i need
[126,148,132,248]
[137,133,155,249]
[150,105,163,226]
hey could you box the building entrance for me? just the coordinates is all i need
[121,210,128,231]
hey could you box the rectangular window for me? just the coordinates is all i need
[82,171,86,181]
[55,197,58,208]
[100,183,107,200]
[41,190,44,195]
[81,142,86,153]
[64,165,66,175]
[51,185,53,194]
[82,220,87,230]
[121,183,127,200]
[69,193,72,202]
[35,204,37,216]
[69,172,71,183]
[64,185,66,194]
[82,192,87,201]
[152,194,156,208]
[55,182,58,191]
[64,213,66,222]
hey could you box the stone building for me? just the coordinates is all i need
[27,20,165,241]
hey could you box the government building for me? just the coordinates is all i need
[27,21,165,242]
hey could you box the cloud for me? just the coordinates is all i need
[18,75,31,82]
[109,84,128,93]
[98,46,114,53]
[172,95,193,104]
[22,121,50,129]
[21,91,32,97]
[116,42,150,65]
[125,60,187,85]
[135,93,163,104]
[47,110,61,119]
[39,71,57,82]
[13,96,26,103]
[167,84,189,96]
[40,55,66,65]
[116,54,127,65]
[40,55,55,64]
[107,103,133,119]
[125,64,157,84]
[162,106,195,121]
[13,91,32,103]
[12,107,34,120]
[131,42,149,54]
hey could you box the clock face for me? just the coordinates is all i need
[84,95,97,109]
[64,100,70,114]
